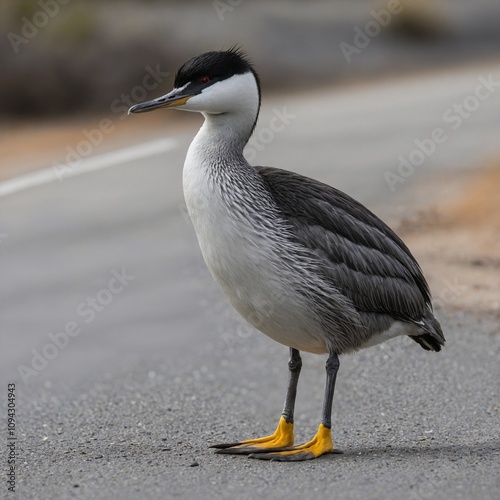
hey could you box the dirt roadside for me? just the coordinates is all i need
[398,163,500,319]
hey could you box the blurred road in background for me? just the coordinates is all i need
[2,0,500,115]
[1,62,499,499]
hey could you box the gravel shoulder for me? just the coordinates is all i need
[398,161,500,316]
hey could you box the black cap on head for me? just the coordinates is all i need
[174,47,261,100]
[129,47,262,129]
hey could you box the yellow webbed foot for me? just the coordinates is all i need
[211,416,294,455]
[249,423,333,461]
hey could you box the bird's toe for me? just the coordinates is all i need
[249,423,334,461]
[210,416,294,455]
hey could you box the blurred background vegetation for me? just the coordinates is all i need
[0,0,499,118]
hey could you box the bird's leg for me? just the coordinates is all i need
[281,347,302,424]
[211,348,301,455]
[250,351,339,461]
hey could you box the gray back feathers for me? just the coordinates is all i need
[256,166,433,324]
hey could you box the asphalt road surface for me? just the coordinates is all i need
[1,64,500,499]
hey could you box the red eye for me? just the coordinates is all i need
[200,76,211,84]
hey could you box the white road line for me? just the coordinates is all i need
[0,138,178,199]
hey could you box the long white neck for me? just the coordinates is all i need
[201,111,254,155]
[182,71,264,243]
[183,72,260,168]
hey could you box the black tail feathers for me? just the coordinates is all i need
[410,311,445,352]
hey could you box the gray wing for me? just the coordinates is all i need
[256,166,431,324]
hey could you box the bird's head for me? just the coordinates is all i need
[129,48,261,117]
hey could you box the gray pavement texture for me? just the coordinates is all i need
[13,312,500,500]
[2,65,500,499]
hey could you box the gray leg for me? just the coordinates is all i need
[211,348,299,454]
[281,348,302,424]
[248,350,339,461]
[321,352,339,429]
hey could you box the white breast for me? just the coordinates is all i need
[182,134,329,354]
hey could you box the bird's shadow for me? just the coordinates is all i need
[325,439,500,462]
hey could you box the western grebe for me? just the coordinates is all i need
[129,48,445,461]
